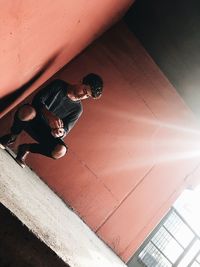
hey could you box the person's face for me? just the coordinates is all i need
[70,84,92,101]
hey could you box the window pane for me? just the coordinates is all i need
[138,242,172,267]
[164,211,194,248]
[196,254,200,263]
[152,226,183,263]
[135,209,200,267]
[178,240,200,267]
[191,261,200,267]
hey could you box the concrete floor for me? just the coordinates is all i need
[0,203,69,267]
[0,149,127,267]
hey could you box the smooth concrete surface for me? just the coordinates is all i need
[0,149,127,267]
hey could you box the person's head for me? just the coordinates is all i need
[69,73,103,101]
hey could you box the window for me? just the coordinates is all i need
[128,208,200,267]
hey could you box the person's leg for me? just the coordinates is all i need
[15,119,68,167]
[51,143,68,159]
[11,104,36,134]
[0,104,36,149]
[15,141,68,168]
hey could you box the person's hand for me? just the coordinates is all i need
[51,127,65,138]
[48,114,63,129]
[42,107,63,129]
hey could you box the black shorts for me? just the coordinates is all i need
[12,104,67,151]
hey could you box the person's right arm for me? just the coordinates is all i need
[42,106,63,129]
[32,79,65,129]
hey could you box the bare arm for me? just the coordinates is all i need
[32,80,66,137]
[42,106,63,129]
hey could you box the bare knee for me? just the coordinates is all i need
[51,144,67,159]
[17,105,36,121]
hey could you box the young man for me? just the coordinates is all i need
[0,73,103,167]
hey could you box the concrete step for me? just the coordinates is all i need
[0,149,127,267]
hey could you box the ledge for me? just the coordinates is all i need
[0,149,127,267]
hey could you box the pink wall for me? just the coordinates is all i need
[0,0,133,116]
[1,22,200,262]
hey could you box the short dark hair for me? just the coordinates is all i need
[82,73,103,99]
